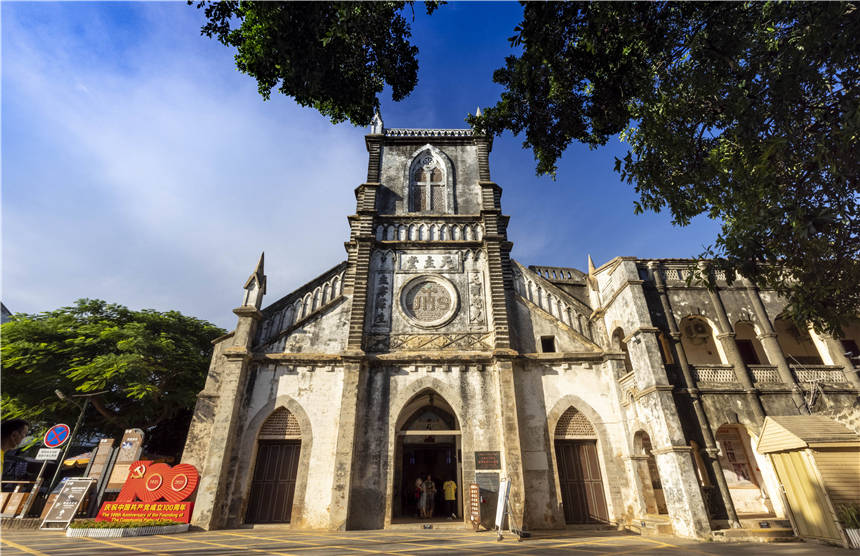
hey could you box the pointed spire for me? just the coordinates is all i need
[475,106,482,117]
[242,251,267,309]
[587,254,598,289]
[370,110,384,134]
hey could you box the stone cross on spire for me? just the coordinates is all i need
[370,110,384,135]
[242,252,267,309]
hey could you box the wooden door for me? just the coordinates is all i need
[246,440,301,523]
[555,440,608,523]
[771,451,843,544]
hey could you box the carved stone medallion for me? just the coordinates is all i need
[399,275,459,328]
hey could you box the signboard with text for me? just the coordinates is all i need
[96,460,199,523]
[40,478,95,529]
[106,429,144,490]
[469,483,481,530]
[35,448,61,461]
[475,451,501,470]
[97,501,192,523]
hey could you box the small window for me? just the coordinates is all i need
[541,336,556,353]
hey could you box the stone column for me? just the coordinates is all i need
[190,306,262,530]
[743,279,809,412]
[648,262,740,528]
[331,359,364,529]
[495,357,526,529]
[699,263,766,425]
[821,334,860,389]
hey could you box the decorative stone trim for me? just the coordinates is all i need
[691,365,737,383]
[633,385,675,400]
[749,366,782,384]
[384,128,473,137]
[376,221,483,242]
[792,366,848,383]
[650,445,693,456]
[66,523,189,538]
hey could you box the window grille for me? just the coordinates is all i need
[555,407,596,438]
[259,407,302,439]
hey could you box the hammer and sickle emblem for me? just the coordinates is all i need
[131,464,146,478]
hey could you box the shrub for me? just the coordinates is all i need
[68,519,181,529]
[836,504,860,529]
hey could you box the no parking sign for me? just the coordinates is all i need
[43,424,71,448]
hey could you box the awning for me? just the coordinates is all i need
[756,415,860,454]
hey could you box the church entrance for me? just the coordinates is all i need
[553,407,609,524]
[245,407,304,524]
[246,440,300,523]
[393,391,462,522]
[555,440,608,523]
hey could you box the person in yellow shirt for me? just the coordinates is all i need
[443,478,457,519]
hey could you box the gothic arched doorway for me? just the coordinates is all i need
[245,407,302,523]
[554,407,609,524]
[393,391,461,522]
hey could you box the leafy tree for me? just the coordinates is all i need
[1,299,224,457]
[193,1,859,334]
[192,1,441,126]
[471,2,859,334]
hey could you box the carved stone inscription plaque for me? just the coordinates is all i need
[399,275,459,328]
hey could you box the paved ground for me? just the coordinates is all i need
[0,527,850,555]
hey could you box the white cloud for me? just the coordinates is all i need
[2,3,365,328]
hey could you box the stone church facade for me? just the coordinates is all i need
[181,118,860,538]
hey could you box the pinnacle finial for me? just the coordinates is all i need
[475,106,482,117]
[242,251,267,308]
[587,254,598,289]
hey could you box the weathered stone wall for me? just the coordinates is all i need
[377,142,482,215]
[274,300,352,354]
[516,359,632,529]
[345,366,504,529]
[229,363,349,529]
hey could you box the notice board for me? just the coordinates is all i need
[40,478,95,529]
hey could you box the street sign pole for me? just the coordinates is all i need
[47,399,89,494]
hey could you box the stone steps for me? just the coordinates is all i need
[711,527,799,543]
[387,520,468,531]
[627,517,674,536]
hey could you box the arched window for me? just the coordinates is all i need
[680,316,722,364]
[409,150,447,212]
[774,316,823,365]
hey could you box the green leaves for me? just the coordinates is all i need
[1,299,224,455]
[474,1,860,334]
[193,1,439,125]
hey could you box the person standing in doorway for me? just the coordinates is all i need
[421,474,436,518]
[414,476,423,518]
[443,478,457,519]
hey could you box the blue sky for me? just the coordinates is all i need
[2,2,721,330]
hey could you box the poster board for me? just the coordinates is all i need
[106,429,144,490]
[495,477,510,530]
[40,478,95,529]
[469,483,481,530]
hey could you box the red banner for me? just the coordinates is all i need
[96,501,192,523]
